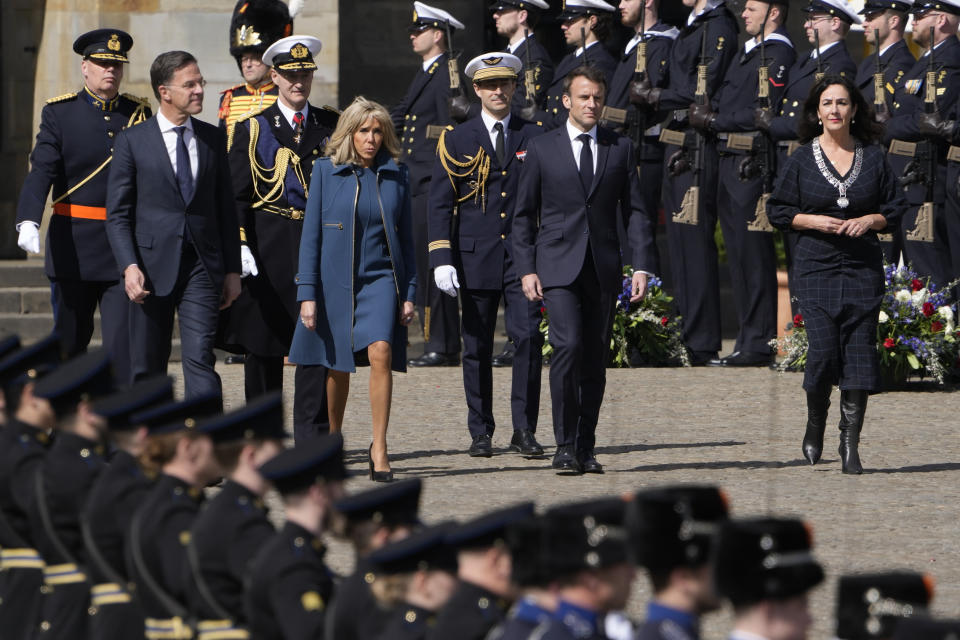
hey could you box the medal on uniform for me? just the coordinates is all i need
[812,138,863,210]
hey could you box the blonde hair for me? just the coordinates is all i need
[325,96,400,166]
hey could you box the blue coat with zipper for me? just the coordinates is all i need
[289,153,417,373]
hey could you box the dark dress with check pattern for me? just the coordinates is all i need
[768,142,904,392]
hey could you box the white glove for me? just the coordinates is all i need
[434,265,459,297]
[240,244,259,278]
[17,222,40,254]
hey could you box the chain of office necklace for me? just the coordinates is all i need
[812,137,863,209]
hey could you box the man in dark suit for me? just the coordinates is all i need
[391,2,466,368]
[107,51,242,397]
[513,66,656,474]
[429,53,545,459]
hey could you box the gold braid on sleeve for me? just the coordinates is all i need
[436,129,490,213]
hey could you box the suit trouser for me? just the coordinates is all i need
[411,191,460,355]
[662,138,722,355]
[50,277,131,386]
[460,282,543,439]
[543,250,615,451]
[901,201,954,289]
[244,354,284,401]
[293,364,330,444]
[717,153,778,354]
[128,243,221,397]
[0,566,43,639]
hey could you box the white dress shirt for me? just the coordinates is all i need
[566,120,598,174]
[811,40,839,59]
[508,33,534,55]
[480,111,511,152]
[422,53,443,72]
[574,40,600,59]
[276,99,308,131]
[688,0,723,25]
[156,110,198,182]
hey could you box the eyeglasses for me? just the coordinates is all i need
[804,15,833,24]
[912,9,940,19]
[164,79,207,91]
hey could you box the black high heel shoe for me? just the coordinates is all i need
[368,444,394,483]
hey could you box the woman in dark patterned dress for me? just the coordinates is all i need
[768,74,905,474]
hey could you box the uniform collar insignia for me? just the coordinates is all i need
[274,114,282,128]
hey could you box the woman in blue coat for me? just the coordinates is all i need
[290,96,417,482]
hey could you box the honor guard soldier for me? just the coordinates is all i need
[325,479,423,640]
[244,433,346,640]
[0,335,61,640]
[219,0,297,139]
[26,350,115,640]
[429,53,545,459]
[856,0,916,265]
[431,503,536,640]
[626,486,729,640]
[687,0,795,367]
[527,498,635,640]
[392,2,467,368]
[713,518,824,640]
[543,0,618,129]
[220,35,337,438]
[883,0,960,289]
[629,0,739,366]
[82,375,175,640]
[366,522,460,640]
[187,393,286,639]
[15,30,150,386]
[491,0,555,116]
[835,572,933,639]
[126,393,225,640]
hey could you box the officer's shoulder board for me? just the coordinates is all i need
[221,83,246,96]
[121,93,151,107]
[226,109,263,152]
[46,92,78,105]
[316,104,341,129]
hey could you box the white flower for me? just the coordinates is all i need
[938,306,954,322]
[946,321,956,335]
[895,289,912,303]
[878,310,889,324]
[911,288,928,306]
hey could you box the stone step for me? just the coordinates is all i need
[0,312,181,342]
[0,287,53,314]
[0,260,47,288]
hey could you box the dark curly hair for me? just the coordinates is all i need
[797,74,884,144]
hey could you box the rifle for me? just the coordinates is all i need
[632,9,649,167]
[522,27,537,106]
[747,4,776,232]
[674,27,709,225]
[814,28,824,81]
[906,27,937,242]
[873,29,887,115]
[445,21,470,123]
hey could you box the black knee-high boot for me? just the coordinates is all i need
[838,389,868,474]
[802,386,832,465]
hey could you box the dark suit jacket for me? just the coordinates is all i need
[106,115,241,297]
[428,114,544,289]
[512,125,656,292]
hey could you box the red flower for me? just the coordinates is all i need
[884,337,896,349]
[793,313,804,327]
[660,316,669,326]
[912,278,924,292]
[540,306,546,314]
[922,302,935,317]
[932,321,944,332]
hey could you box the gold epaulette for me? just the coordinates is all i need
[121,93,151,106]
[320,104,341,115]
[226,110,262,153]
[221,83,245,95]
[46,92,78,104]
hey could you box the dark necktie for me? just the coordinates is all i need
[174,126,194,203]
[494,121,505,166]
[577,133,594,192]
[293,112,304,143]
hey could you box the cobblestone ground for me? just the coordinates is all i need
[199,359,960,639]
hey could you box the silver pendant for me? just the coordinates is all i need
[837,196,849,208]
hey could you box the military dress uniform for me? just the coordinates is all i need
[16,30,150,387]
[884,11,960,288]
[542,38,617,130]
[506,29,555,114]
[835,572,932,639]
[219,82,280,137]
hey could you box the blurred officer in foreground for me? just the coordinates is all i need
[188,393,287,638]
[0,335,61,639]
[627,486,729,640]
[83,375,174,640]
[892,617,960,639]
[219,0,296,138]
[27,350,115,640]
[326,478,423,640]
[432,503,535,639]
[367,522,460,640]
[714,518,824,640]
[16,30,151,386]
[835,572,933,639]
[393,1,467,368]
[244,433,346,640]
[429,53,545,459]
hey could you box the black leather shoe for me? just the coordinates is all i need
[224,354,246,365]
[509,430,544,456]
[689,351,719,367]
[468,434,493,458]
[368,444,394,483]
[491,346,515,368]
[578,450,604,474]
[707,351,775,367]
[408,352,460,367]
[552,446,582,474]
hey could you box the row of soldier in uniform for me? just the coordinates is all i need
[0,333,957,640]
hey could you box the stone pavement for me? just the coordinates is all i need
[199,360,960,639]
